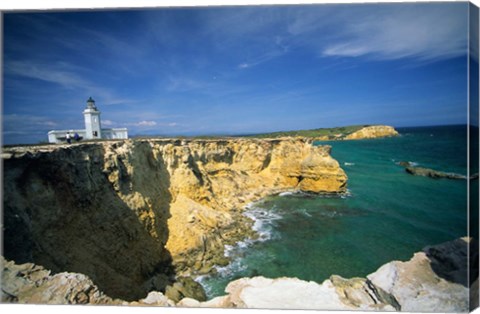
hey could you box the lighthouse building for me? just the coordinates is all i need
[48,97,128,143]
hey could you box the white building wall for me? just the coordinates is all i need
[101,128,128,139]
[48,129,127,143]
[48,98,128,143]
[48,130,87,144]
[83,109,102,139]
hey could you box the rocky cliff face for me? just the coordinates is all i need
[2,138,347,301]
[2,238,472,312]
[343,125,399,140]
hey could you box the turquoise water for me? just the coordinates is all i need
[199,125,468,299]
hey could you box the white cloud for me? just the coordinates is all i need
[102,119,114,126]
[120,120,180,129]
[5,61,87,89]
[5,60,138,106]
[4,114,58,128]
[237,44,289,70]
[319,4,468,61]
[202,4,468,65]
[136,120,157,127]
[166,76,209,92]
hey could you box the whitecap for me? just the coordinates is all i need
[243,206,282,242]
[299,208,312,217]
[340,189,352,199]
[344,162,355,166]
[394,160,419,167]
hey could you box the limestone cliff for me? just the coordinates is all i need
[2,238,473,312]
[2,138,347,301]
[343,125,399,140]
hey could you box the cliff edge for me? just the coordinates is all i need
[2,238,472,312]
[2,138,347,300]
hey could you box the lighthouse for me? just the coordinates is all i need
[83,97,102,139]
[47,97,128,143]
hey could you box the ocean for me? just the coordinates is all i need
[198,125,469,299]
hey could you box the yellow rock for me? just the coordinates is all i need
[3,137,348,293]
[344,125,398,140]
[92,138,349,273]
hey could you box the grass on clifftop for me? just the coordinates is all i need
[241,125,370,139]
[7,125,374,147]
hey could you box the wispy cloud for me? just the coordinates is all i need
[2,114,75,144]
[4,114,58,128]
[319,5,468,61]
[3,114,60,144]
[201,4,467,66]
[123,120,179,128]
[6,61,88,89]
[166,76,212,92]
[102,119,114,126]
[237,40,289,69]
[5,60,138,106]
[135,120,157,127]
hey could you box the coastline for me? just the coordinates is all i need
[2,126,474,311]
[2,237,472,311]
[2,137,348,301]
[195,188,352,298]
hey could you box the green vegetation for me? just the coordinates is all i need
[242,125,371,140]
[132,125,373,141]
[4,125,374,147]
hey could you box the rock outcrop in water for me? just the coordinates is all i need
[2,238,473,312]
[2,138,347,301]
[398,161,467,180]
[404,166,467,180]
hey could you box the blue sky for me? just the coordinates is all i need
[3,2,472,144]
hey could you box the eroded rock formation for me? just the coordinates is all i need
[2,238,473,312]
[2,138,347,301]
[180,238,473,312]
[3,138,471,311]
[343,125,399,140]
[314,125,399,141]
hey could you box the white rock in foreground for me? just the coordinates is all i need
[224,276,352,310]
[190,238,472,312]
[2,238,473,312]
[368,238,470,312]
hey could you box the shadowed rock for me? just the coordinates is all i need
[404,166,466,180]
[2,238,475,311]
[2,138,347,301]
[423,237,473,287]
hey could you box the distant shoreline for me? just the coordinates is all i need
[3,124,474,147]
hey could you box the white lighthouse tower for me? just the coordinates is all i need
[47,97,128,143]
[83,97,102,139]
